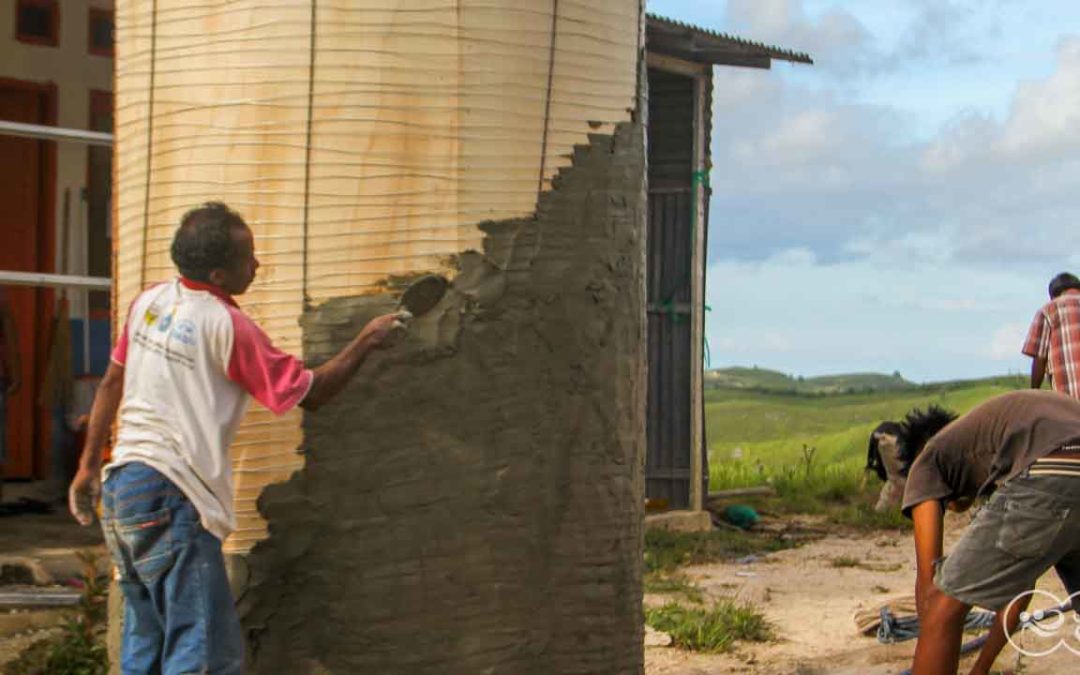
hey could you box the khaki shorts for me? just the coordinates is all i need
[935,474,1080,611]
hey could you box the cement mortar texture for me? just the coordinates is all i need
[240,119,648,674]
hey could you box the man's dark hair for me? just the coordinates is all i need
[865,405,957,480]
[1048,272,1080,299]
[895,405,957,476]
[170,202,247,282]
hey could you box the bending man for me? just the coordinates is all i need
[903,390,1080,675]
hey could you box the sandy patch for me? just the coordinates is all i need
[645,514,1079,674]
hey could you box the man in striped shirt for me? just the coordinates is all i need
[1022,272,1080,398]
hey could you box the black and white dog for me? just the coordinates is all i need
[866,405,957,511]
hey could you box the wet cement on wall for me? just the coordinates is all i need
[239,116,647,674]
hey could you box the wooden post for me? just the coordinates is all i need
[689,70,708,512]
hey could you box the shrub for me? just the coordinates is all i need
[645,600,774,652]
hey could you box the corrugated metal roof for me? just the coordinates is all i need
[646,14,814,68]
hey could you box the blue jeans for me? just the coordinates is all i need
[101,462,243,674]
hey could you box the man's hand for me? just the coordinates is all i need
[69,466,101,526]
[69,361,124,525]
[360,311,410,349]
[301,311,411,411]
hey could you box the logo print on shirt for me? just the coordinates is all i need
[157,311,174,333]
[143,308,159,326]
[171,320,197,346]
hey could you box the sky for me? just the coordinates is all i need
[648,0,1080,382]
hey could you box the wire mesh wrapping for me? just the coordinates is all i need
[113,0,640,551]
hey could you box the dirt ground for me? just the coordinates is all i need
[2,504,1078,673]
[0,500,107,670]
[644,513,1079,675]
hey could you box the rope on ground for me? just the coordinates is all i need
[876,606,996,644]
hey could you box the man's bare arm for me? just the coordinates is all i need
[301,312,406,412]
[69,361,125,525]
[1030,356,1047,390]
[912,500,944,615]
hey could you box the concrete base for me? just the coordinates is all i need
[645,510,712,533]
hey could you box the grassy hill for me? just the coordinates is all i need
[705,366,917,395]
[705,374,1029,518]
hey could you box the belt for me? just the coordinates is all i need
[1030,451,1080,477]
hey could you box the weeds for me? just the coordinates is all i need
[4,550,108,675]
[645,600,775,653]
[829,501,910,530]
[643,572,704,603]
[709,444,912,531]
[829,555,902,573]
[644,528,794,575]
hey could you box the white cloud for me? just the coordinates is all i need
[763,331,795,351]
[920,36,1080,168]
[843,230,956,266]
[704,257,1040,380]
[724,0,875,78]
[893,1,985,66]
[920,111,999,172]
[755,110,835,161]
[998,37,1080,158]
[645,0,1080,379]
[987,322,1029,360]
[707,18,1080,268]
[767,247,817,266]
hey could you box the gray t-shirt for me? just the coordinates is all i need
[902,390,1080,516]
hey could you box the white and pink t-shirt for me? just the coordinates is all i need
[106,277,313,540]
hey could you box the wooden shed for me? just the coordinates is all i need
[643,15,811,514]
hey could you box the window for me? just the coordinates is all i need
[88,8,113,56]
[87,91,114,315]
[15,0,58,47]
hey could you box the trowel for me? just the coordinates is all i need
[397,274,449,319]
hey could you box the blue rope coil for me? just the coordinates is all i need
[877,606,996,644]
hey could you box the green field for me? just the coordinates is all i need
[705,373,1028,521]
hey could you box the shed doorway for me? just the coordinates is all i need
[645,64,708,510]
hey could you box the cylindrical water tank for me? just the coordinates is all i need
[114,0,640,552]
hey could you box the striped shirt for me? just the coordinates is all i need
[1023,289,1080,398]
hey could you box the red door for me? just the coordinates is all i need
[0,80,55,480]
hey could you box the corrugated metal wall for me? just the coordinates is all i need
[645,67,695,508]
[113,0,640,552]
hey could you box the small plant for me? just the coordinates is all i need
[644,528,794,575]
[830,501,911,531]
[830,556,861,568]
[5,550,109,675]
[645,599,775,653]
[801,444,816,479]
[643,573,704,604]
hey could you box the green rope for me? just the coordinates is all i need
[703,304,712,368]
[657,170,710,326]
[694,171,710,368]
